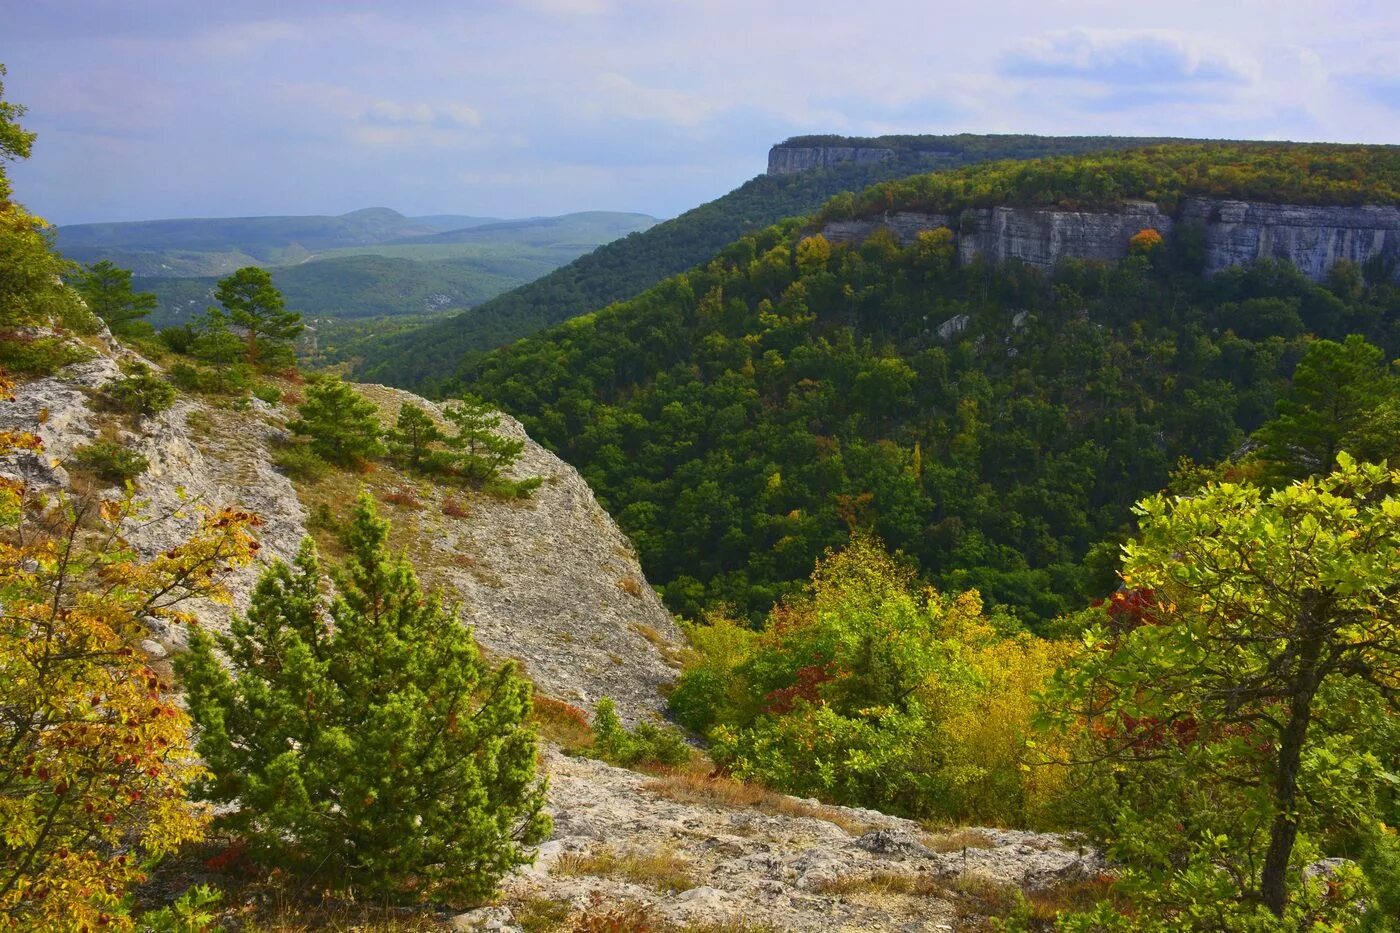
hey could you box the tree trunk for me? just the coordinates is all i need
[1260,620,1325,917]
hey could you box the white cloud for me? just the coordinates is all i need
[1002,29,1253,87]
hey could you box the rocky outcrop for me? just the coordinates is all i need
[1177,198,1400,279]
[821,197,1400,282]
[350,385,682,722]
[0,339,682,722]
[768,145,895,176]
[463,750,1104,931]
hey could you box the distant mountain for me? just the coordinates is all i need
[54,208,658,324]
[55,207,497,272]
[351,134,1216,392]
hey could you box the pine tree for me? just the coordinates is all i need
[178,493,550,902]
[213,266,302,366]
[288,376,385,466]
[71,260,157,336]
[385,402,446,472]
[444,394,523,484]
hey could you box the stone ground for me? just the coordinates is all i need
[452,749,1104,932]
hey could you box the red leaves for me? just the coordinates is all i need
[763,663,833,715]
[1103,587,1162,633]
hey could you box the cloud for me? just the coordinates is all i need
[363,100,480,129]
[590,74,717,127]
[1002,30,1251,87]
[1338,70,1400,110]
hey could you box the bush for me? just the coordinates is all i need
[288,376,385,466]
[168,361,253,396]
[95,361,177,417]
[0,477,258,928]
[0,333,92,374]
[69,440,149,483]
[178,493,551,903]
[272,443,329,481]
[251,381,282,405]
[589,697,692,770]
[673,537,1075,823]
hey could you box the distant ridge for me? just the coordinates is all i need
[352,134,1217,392]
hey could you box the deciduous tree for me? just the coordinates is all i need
[0,386,260,928]
[1046,455,1400,921]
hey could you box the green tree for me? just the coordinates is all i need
[444,394,524,484]
[178,493,550,902]
[385,402,446,472]
[1046,455,1400,922]
[0,63,36,198]
[288,376,385,466]
[0,66,91,334]
[1253,335,1400,482]
[213,266,302,366]
[71,260,157,336]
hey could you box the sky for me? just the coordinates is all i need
[2,0,1397,225]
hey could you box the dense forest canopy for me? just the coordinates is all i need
[821,143,1400,221]
[462,145,1400,625]
[351,135,1221,392]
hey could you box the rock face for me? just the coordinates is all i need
[768,145,895,176]
[351,385,682,722]
[0,339,682,722]
[0,347,308,647]
[821,197,1400,282]
[482,750,1104,931]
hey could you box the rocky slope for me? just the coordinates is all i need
[457,750,1103,932]
[0,334,680,721]
[821,196,1400,282]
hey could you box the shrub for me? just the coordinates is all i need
[95,361,177,417]
[288,376,385,466]
[0,333,92,374]
[272,443,329,481]
[69,440,149,484]
[168,361,253,396]
[178,493,551,903]
[251,381,282,405]
[0,456,259,929]
[674,536,1075,824]
[589,697,692,770]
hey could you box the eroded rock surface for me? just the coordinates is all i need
[481,750,1103,932]
[0,341,682,721]
[821,197,1400,282]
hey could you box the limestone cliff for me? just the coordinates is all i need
[767,145,895,175]
[0,334,681,722]
[821,197,1400,282]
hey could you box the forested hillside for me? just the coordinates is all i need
[353,134,1210,391]
[463,146,1400,624]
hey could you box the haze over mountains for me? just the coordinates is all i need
[55,207,657,324]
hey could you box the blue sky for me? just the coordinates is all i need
[2,0,1397,224]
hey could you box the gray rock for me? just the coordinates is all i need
[768,145,894,175]
[820,198,1400,283]
[449,905,519,931]
[937,314,971,340]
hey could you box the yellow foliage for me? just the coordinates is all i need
[1127,227,1165,254]
[0,432,261,928]
[795,234,832,275]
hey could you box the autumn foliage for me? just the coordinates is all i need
[0,379,260,929]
